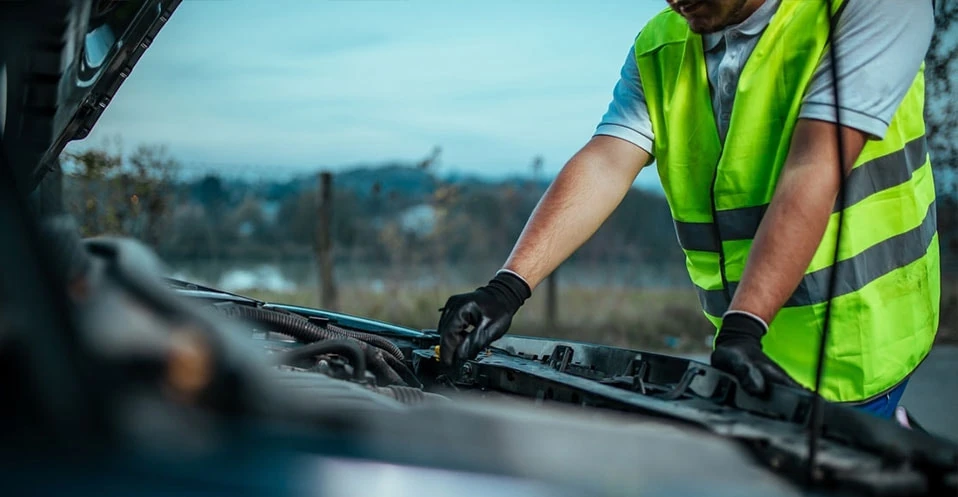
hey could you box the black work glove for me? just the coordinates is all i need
[710,311,803,397]
[437,271,531,369]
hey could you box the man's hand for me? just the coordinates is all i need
[437,271,531,368]
[711,311,803,396]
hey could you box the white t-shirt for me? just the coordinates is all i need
[594,0,936,158]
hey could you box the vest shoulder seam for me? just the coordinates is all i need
[634,8,689,58]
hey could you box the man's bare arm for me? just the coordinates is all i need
[728,118,868,324]
[501,135,651,290]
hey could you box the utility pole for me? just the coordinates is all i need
[315,171,338,310]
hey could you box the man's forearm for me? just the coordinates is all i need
[728,165,839,323]
[729,120,867,324]
[502,136,649,290]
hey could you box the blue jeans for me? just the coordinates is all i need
[853,379,910,418]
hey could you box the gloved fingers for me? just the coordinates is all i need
[456,330,480,366]
[438,332,462,369]
[734,361,767,397]
[757,361,804,391]
[712,347,767,396]
[438,299,484,368]
[456,315,508,364]
[437,295,464,336]
[437,311,462,368]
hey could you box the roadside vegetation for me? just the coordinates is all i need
[57,131,958,355]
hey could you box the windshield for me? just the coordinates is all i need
[57,0,957,444]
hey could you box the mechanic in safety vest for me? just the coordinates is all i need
[436,0,939,418]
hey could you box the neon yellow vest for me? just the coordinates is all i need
[634,0,939,403]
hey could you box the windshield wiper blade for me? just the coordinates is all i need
[164,277,263,304]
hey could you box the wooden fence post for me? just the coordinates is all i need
[546,269,558,328]
[316,171,338,310]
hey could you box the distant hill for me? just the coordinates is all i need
[227,165,559,199]
[333,164,440,197]
[172,156,669,203]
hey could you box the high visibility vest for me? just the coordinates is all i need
[634,0,939,403]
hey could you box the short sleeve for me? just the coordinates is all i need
[593,44,656,157]
[799,0,935,139]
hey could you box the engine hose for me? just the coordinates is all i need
[223,305,405,362]
[365,348,406,386]
[272,339,366,381]
[221,305,407,386]
[258,308,404,361]
[327,323,404,361]
[374,386,450,405]
[220,305,343,343]
[382,353,422,389]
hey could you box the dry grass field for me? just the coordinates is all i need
[243,280,958,353]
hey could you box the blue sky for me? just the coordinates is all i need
[66,0,665,187]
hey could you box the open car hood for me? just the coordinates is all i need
[1,0,181,192]
[164,276,958,496]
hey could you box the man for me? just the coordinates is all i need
[436,0,939,418]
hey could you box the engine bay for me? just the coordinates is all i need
[1,220,956,497]
[176,281,958,496]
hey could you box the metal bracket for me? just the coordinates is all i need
[628,360,649,395]
[598,356,649,394]
[548,345,574,372]
[656,367,706,401]
[307,316,332,327]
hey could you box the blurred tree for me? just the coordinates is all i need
[163,203,217,259]
[926,0,958,255]
[275,182,371,257]
[417,146,442,171]
[531,155,544,182]
[127,144,179,246]
[228,194,269,242]
[63,145,123,236]
[61,142,180,248]
[59,139,688,279]
[276,190,315,246]
[927,0,957,186]
[194,175,229,221]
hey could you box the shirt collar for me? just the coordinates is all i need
[702,0,782,52]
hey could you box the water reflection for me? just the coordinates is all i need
[165,260,692,293]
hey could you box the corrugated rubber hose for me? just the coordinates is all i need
[220,305,339,343]
[219,304,408,386]
[327,322,405,361]
[373,385,450,405]
[383,352,423,389]
[219,304,405,361]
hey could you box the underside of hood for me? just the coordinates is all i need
[1,0,181,194]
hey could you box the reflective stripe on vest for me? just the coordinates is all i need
[634,0,939,403]
[674,135,930,253]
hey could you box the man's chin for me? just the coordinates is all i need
[686,19,722,34]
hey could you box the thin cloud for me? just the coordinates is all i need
[69,0,662,189]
